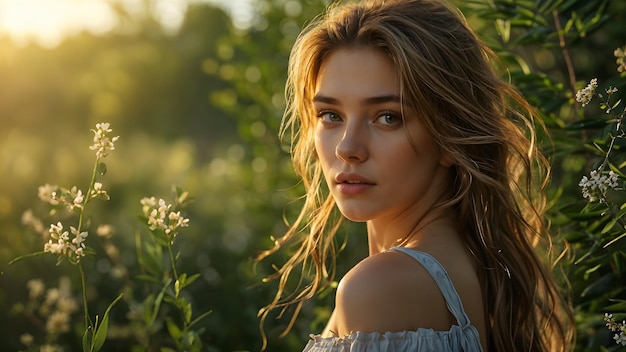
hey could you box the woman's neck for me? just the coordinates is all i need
[366,208,458,255]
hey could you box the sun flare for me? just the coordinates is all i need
[0,0,118,47]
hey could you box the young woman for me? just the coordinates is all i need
[258,0,574,351]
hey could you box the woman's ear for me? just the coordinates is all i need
[439,149,455,167]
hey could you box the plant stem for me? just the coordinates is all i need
[552,10,577,98]
[167,241,179,285]
[79,263,92,328]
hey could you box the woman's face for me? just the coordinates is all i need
[313,47,452,224]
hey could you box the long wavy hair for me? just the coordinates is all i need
[257,0,574,351]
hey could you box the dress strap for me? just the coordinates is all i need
[390,247,472,327]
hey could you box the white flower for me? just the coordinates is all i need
[615,331,626,346]
[579,169,620,202]
[616,45,626,73]
[68,186,84,211]
[96,224,115,238]
[89,122,119,158]
[22,209,45,235]
[43,222,89,261]
[46,310,71,333]
[38,184,60,205]
[44,288,60,307]
[605,312,626,346]
[56,296,79,314]
[19,333,34,346]
[576,78,598,107]
[141,197,189,238]
[27,279,45,300]
[90,182,109,200]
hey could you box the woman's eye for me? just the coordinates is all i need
[317,111,342,123]
[375,113,402,126]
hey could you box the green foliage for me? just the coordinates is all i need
[457,0,626,350]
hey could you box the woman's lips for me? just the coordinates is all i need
[335,173,375,195]
[336,182,375,195]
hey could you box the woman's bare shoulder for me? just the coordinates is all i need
[332,250,453,336]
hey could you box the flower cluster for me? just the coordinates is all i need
[20,277,79,350]
[579,169,620,202]
[616,45,626,73]
[90,182,110,200]
[21,209,45,236]
[89,122,119,158]
[575,78,598,107]
[38,184,86,211]
[140,197,189,238]
[43,222,89,262]
[28,277,79,332]
[605,313,626,346]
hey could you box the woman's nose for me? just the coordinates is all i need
[335,123,368,163]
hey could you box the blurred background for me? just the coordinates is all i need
[0,0,624,351]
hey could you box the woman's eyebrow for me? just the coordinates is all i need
[312,94,401,105]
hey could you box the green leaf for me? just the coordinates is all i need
[584,264,602,280]
[82,327,92,352]
[8,251,47,265]
[564,118,608,130]
[182,273,201,288]
[182,299,192,324]
[92,293,123,351]
[97,162,107,176]
[603,231,626,248]
[581,273,615,297]
[565,210,605,220]
[188,310,212,330]
[142,294,155,326]
[605,299,626,311]
[166,318,183,340]
[136,274,159,284]
[149,278,172,325]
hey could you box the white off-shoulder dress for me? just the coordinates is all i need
[302,247,484,352]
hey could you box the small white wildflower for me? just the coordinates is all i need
[44,288,60,307]
[69,226,88,261]
[604,312,626,346]
[89,122,119,158]
[579,169,620,202]
[576,78,598,107]
[140,196,158,217]
[615,331,626,346]
[141,197,189,238]
[90,182,109,200]
[26,279,45,300]
[68,186,84,211]
[168,211,190,232]
[44,222,89,261]
[46,310,71,333]
[44,222,69,256]
[22,209,45,235]
[19,333,34,346]
[615,45,626,73]
[148,208,165,231]
[56,296,79,314]
[38,184,61,205]
[96,224,115,238]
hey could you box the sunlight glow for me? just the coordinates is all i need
[0,0,253,48]
[0,0,117,47]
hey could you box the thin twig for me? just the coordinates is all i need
[552,9,578,97]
